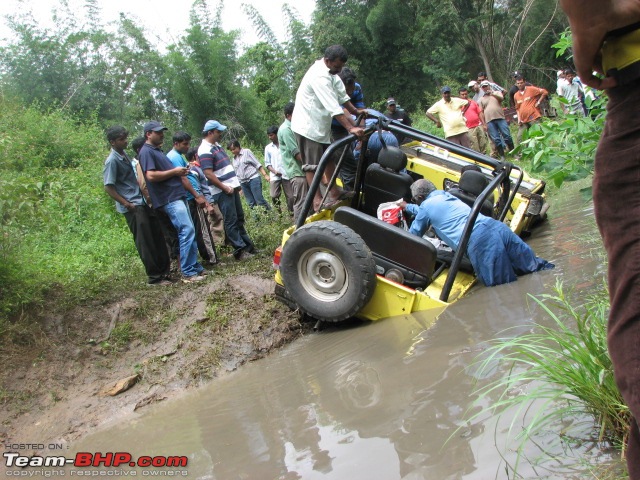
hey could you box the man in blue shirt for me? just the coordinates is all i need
[401,179,553,286]
[167,131,216,265]
[139,121,206,282]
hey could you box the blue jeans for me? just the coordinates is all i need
[240,176,271,209]
[214,190,256,257]
[162,199,203,277]
[467,220,553,286]
[487,119,514,150]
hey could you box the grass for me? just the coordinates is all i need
[0,95,291,348]
[469,279,629,476]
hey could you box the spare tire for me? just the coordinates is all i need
[280,221,377,322]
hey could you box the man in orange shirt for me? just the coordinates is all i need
[513,74,548,144]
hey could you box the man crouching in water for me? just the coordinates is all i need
[400,179,553,287]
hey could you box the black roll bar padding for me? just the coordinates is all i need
[499,164,524,223]
[296,123,378,229]
[382,118,503,171]
[439,167,510,303]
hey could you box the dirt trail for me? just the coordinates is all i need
[0,274,308,455]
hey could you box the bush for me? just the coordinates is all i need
[470,280,630,474]
[516,96,606,189]
[0,101,139,334]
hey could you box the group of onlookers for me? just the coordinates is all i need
[103,110,306,285]
[424,69,588,159]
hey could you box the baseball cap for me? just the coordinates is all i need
[386,97,396,105]
[467,80,477,88]
[480,80,490,87]
[143,121,168,133]
[441,86,451,93]
[203,120,227,133]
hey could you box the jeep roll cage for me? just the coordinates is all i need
[295,113,525,302]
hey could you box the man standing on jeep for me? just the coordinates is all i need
[292,45,365,211]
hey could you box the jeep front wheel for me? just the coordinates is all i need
[280,221,377,322]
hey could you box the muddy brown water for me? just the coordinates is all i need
[69,187,618,479]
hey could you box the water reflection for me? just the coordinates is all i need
[70,189,612,479]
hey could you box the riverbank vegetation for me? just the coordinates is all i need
[472,280,628,477]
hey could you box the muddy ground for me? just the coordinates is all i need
[0,272,310,455]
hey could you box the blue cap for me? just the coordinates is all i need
[441,86,451,93]
[143,121,168,133]
[203,120,227,133]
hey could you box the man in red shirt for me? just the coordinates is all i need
[514,74,548,144]
[459,87,488,154]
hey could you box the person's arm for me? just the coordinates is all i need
[343,100,367,117]
[559,0,640,89]
[181,177,206,207]
[264,147,277,175]
[203,168,233,195]
[258,166,270,181]
[426,112,441,129]
[401,203,430,237]
[280,129,303,164]
[200,153,235,195]
[145,167,188,182]
[104,185,135,212]
[333,113,365,140]
[479,109,488,131]
[134,162,153,206]
[514,94,522,123]
[535,88,549,108]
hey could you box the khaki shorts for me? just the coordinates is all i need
[295,133,328,171]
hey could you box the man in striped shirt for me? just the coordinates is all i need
[198,120,256,261]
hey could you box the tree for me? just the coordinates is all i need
[162,0,263,143]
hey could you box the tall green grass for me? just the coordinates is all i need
[0,99,291,342]
[471,280,629,474]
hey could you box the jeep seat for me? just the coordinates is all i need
[361,146,414,217]
[334,206,437,289]
[448,170,494,217]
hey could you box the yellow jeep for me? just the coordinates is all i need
[273,115,548,323]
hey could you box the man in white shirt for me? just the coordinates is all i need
[292,45,365,210]
[264,125,293,215]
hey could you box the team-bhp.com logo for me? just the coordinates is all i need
[4,452,188,475]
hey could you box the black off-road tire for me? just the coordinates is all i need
[280,221,377,322]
